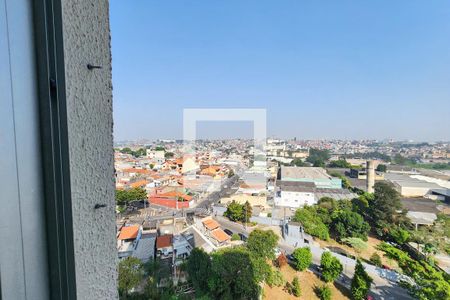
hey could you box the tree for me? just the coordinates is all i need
[306,148,331,167]
[341,237,368,253]
[328,159,351,168]
[314,284,332,300]
[316,197,337,225]
[370,182,402,226]
[331,209,370,241]
[120,147,132,154]
[351,260,373,300]
[351,193,373,217]
[291,277,301,297]
[393,154,407,165]
[228,169,235,178]
[118,257,144,298]
[376,164,387,172]
[320,252,343,283]
[208,247,260,300]
[127,187,147,201]
[369,253,382,267]
[244,201,252,224]
[164,152,174,158]
[247,229,279,260]
[187,248,211,295]
[291,158,307,167]
[292,247,312,271]
[293,207,330,240]
[116,187,147,206]
[223,200,244,222]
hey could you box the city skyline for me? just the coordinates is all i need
[111,1,450,141]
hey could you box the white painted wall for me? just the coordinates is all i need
[61,0,117,298]
[275,191,316,208]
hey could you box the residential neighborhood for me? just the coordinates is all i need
[115,139,450,299]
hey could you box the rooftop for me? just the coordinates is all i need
[385,173,442,189]
[118,225,139,240]
[401,198,440,214]
[281,166,331,180]
[156,234,173,249]
[211,228,230,243]
[202,219,220,231]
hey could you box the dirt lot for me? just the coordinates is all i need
[316,235,399,270]
[263,265,350,300]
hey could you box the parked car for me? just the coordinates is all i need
[238,233,248,241]
[224,229,233,236]
[382,264,392,270]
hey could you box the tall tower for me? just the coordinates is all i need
[366,160,375,193]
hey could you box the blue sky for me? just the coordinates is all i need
[110,0,450,141]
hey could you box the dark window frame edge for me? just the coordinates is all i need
[33,0,77,299]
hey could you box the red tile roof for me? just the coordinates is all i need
[123,168,151,175]
[211,228,230,243]
[202,219,220,230]
[156,234,173,249]
[129,180,149,188]
[152,191,192,202]
[118,225,139,240]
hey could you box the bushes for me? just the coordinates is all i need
[266,268,284,287]
[341,237,368,253]
[285,277,301,297]
[314,284,332,300]
[320,252,343,283]
[369,253,382,267]
[291,277,301,297]
[388,226,410,244]
[231,233,240,241]
[377,242,450,300]
[292,247,312,271]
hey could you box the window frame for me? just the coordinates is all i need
[33,0,77,298]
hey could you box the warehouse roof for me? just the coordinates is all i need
[281,166,331,180]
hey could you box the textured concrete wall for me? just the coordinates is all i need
[61,0,117,298]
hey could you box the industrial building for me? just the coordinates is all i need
[385,173,442,197]
[279,166,342,189]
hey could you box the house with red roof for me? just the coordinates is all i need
[156,234,173,258]
[199,217,231,247]
[117,225,142,259]
[148,189,194,209]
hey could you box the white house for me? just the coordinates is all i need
[274,181,316,208]
[117,225,142,259]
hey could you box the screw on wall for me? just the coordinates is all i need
[94,204,107,209]
[87,63,102,70]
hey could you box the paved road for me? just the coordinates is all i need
[215,216,413,300]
